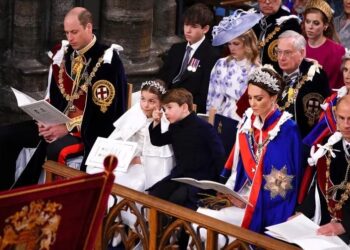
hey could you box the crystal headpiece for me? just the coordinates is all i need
[141,80,166,95]
[248,65,280,92]
[305,0,333,22]
[212,9,262,46]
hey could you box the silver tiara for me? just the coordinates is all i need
[248,66,280,92]
[141,80,166,95]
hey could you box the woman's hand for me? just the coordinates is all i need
[217,193,246,209]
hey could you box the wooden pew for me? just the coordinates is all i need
[43,160,300,250]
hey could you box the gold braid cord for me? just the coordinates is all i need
[58,50,104,131]
[325,153,350,222]
[279,75,308,111]
[58,56,104,103]
[258,26,281,49]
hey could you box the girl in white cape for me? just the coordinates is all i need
[86,80,174,243]
[88,80,174,190]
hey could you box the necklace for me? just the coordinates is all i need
[279,75,308,111]
[325,144,350,222]
[258,26,281,49]
[58,52,104,108]
[248,128,271,163]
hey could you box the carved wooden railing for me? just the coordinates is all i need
[43,160,300,250]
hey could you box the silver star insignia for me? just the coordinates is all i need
[263,166,294,199]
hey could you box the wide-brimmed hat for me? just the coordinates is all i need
[212,9,263,46]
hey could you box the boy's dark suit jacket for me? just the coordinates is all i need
[158,39,221,113]
[148,112,225,210]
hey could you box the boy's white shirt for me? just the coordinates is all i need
[187,35,205,59]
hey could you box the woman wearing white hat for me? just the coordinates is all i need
[206,9,262,122]
[206,9,262,158]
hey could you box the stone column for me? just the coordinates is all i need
[153,0,181,53]
[0,0,48,123]
[0,0,9,59]
[1,0,47,92]
[49,0,75,46]
[100,0,154,63]
[100,0,162,85]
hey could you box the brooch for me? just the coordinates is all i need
[263,165,294,199]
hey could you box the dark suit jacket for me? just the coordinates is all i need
[148,112,225,209]
[149,112,225,181]
[253,7,301,72]
[278,59,330,138]
[158,39,221,113]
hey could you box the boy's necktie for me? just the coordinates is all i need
[172,46,192,84]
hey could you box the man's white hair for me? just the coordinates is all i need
[278,30,306,51]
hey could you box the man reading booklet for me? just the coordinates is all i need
[266,214,349,250]
[0,7,127,191]
[11,87,71,125]
[296,96,350,244]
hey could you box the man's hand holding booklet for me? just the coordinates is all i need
[11,87,71,125]
[265,214,350,250]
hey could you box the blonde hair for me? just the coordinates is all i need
[226,29,259,65]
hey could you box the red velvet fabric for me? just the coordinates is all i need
[236,89,249,118]
[0,160,115,250]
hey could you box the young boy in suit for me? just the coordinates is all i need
[158,3,221,113]
[148,88,225,210]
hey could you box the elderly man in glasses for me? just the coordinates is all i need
[276,30,330,138]
[253,0,301,71]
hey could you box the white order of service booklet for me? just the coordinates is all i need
[11,87,71,125]
[265,214,350,250]
[171,177,251,206]
[86,137,138,173]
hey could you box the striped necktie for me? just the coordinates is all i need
[172,46,192,84]
[283,72,299,86]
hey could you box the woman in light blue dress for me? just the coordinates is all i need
[207,9,262,121]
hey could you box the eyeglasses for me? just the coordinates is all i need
[275,49,296,57]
